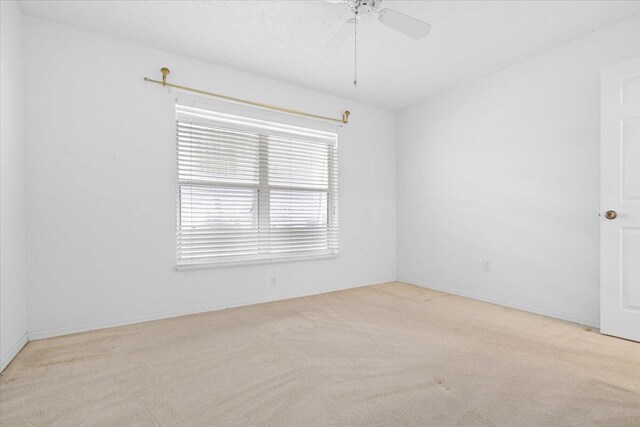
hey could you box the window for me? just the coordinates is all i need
[176,103,339,267]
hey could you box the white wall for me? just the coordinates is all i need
[22,8,638,341]
[397,15,640,327]
[1,0,28,370]
[25,17,396,338]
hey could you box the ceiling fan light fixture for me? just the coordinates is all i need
[323,0,431,87]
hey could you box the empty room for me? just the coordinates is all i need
[1,0,640,425]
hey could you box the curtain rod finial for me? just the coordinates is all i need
[161,67,170,86]
[342,111,350,124]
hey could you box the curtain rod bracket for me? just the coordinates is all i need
[160,67,170,86]
[143,66,350,125]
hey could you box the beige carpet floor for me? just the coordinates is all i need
[1,282,639,426]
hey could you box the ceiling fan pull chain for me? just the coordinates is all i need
[354,11,358,87]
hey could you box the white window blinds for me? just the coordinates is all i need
[176,102,339,267]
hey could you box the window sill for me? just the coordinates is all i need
[176,253,340,270]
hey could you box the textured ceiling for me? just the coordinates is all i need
[18,0,640,111]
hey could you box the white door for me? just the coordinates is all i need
[601,57,640,342]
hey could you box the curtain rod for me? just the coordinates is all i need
[143,67,350,124]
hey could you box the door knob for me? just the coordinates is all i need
[605,210,617,220]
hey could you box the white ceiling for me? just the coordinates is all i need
[18,0,640,111]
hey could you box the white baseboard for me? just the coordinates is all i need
[25,279,598,346]
[0,333,29,373]
[28,281,387,341]
[403,280,599,328]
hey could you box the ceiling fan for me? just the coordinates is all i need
[323,0,431,87]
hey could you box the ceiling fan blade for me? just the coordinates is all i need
[325,18,356,52]
[378,8,431,40]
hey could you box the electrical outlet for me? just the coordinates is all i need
[483,260,491,272]
[269,275,277,287]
